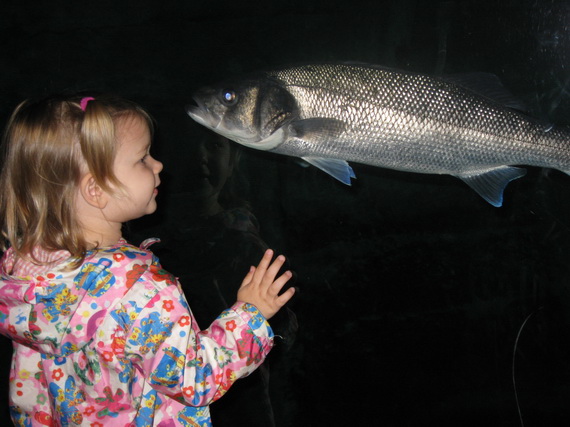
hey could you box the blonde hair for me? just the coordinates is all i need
[0,94,153,264]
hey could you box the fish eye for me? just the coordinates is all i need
[221,89,237,105]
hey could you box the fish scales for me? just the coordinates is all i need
[268,64,569,174]
[187,62,570,206]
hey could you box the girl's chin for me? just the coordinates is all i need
[144,200,158,215]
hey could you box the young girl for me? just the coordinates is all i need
[0,94,295,426]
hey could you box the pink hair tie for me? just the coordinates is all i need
[80,97,95,111]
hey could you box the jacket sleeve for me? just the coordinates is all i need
[123,270,274,406]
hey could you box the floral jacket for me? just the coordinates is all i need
[0,240,274,426]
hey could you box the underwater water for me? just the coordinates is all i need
[2,0,570,425]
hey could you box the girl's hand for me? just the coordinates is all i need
[237,249,295,320]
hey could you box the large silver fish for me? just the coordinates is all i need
[186,63,570,206]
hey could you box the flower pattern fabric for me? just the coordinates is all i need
[0,240,274,426]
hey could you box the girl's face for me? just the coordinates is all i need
[105,116,163,222]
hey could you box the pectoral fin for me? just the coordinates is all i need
[301,157,356,185]
[456,166,527,207]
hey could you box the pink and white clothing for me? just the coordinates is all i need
[0,239,274,426]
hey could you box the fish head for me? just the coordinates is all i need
[186,75,298,151]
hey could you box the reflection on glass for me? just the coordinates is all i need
[146,128,297,427]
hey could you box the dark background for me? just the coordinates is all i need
[2,0,570,425]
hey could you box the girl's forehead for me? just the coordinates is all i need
[116,115,151,143]
[116,113,149,132]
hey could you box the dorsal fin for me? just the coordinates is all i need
[443,73,527,112]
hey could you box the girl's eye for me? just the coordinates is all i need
[140,155,148,163]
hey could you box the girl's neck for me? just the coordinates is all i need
[81,224,123,249]
[76,198,125,249]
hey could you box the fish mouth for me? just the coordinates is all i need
[186,98,255,145]
[186,95,267,147]
[185,98,221,130]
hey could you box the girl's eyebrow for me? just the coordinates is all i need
[139,143,151,154]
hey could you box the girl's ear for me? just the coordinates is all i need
[79,173,108,209]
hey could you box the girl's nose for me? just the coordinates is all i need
[154,160,164,174]
[153,157,164,174]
